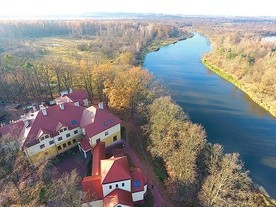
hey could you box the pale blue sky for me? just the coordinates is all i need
[0,0,275,18]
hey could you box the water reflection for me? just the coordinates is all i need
[144,33,276,197]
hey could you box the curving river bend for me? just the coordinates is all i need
[143,33,276,197]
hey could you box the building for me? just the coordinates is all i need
[55,89,89,107]
[0,121,23,152]
[0,90,122,165]
[82,142,148,207]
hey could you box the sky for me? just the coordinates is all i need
[0,0,275,18]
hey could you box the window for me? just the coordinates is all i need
[45,134,50,139]
[122,183,125,187]
[134,180,141,188]
[105,131,109,136]
[58,146,62,150]
[116,184,118,188]
[40,137,45,141]
[110,119,114,123]
[113,136,117,142]
[40,144,45,149]
[104,121,108,126]
[68,141,72,146]
[58,137,62,141]
[63,143,67,148]
[66,133,70,138]
[109,185,112,189]
[74,130,78,134]
[96,138,100,143]
[49,140,54,145]
[59,127,68,133]
[73,139,76,143]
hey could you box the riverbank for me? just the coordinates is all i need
[202,59,276,118]
[137,33,194,65]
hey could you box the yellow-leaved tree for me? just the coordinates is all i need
[104,66,151,112]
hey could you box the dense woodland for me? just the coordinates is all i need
[0,18,276,206]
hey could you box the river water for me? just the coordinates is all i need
[143,33,276,197]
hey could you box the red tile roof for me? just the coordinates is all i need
[83,107,121,139]
[101,156,131,184]
[81,142,147,205]
[0,121,24,139]
[79,139,92,152]
[92,142,105,176]
[82,175,103,201]
[130,168,147,193]
[23,103,84,148]
[104,189,134,207]
[64,89,88,104]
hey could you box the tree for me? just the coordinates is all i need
[104,66,151,112]
[146,96,206,203]
[49,170,81,207]
[198,144,254,207]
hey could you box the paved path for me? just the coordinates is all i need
[120,126,173,207]
[124,143,165,207]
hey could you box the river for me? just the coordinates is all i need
[143,33,276,197]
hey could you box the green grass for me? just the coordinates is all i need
[153,157,168,182]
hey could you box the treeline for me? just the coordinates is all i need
[0,20,189,62]
[142,96,275,206]
[196,20,276,116]
[0,20,189,105]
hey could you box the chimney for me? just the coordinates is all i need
[59,102,65,110]
[69,88,73,93]
[98,102,104,110]
[41,107,47,116]
[23,119,30,127]
[32,104,37,112]
[74,102,80,107]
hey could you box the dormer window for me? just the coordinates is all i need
[40,134,50,142]
[59,127,68,134]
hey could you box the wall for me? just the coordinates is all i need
[25,127,83,164]
[102,179,131,197]
[132,185,147,202]
[90,124,121,147]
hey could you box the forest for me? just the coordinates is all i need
[0,17,276,206]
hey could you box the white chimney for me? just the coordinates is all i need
[32,104,37,112]
[23,119,30,127]
[98,102,104,110]
[39,104,44,110]
[59,103,65,110]
[41,107,47,116]
[69,88,73,93]
[74,102,80,107]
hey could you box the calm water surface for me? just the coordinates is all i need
[144,33,276,197]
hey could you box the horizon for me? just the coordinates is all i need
[0,0,275,20]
